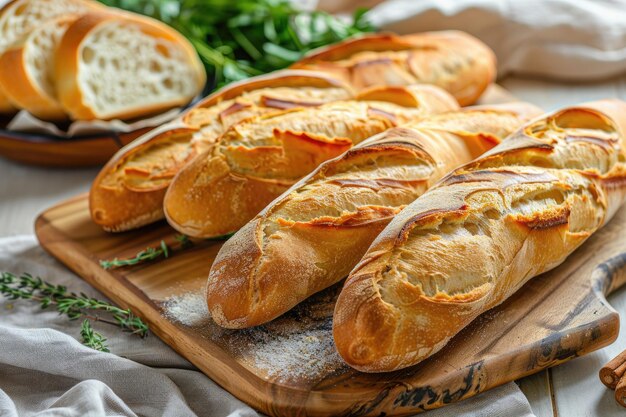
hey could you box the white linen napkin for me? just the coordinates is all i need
[0,235,535,417]
[314,0,626,81]
[365,0,626,81]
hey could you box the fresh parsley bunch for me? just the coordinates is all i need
[98,0,374,88]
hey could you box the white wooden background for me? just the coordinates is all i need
[0,76,625,416]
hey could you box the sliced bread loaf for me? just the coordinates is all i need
[0,16,79,120]
[55,12,206,120]
[0,0,102,114]
[0,91,15,113]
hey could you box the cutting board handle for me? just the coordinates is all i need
[596,253,626,296]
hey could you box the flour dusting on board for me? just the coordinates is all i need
[161,284,347,382]
[246,326,343,381]
[163,291,211,327]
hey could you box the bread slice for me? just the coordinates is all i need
[163,85,458,239]
[0,15,79,120]
[292,31,496,106]
[0,92,16,113]
[90,70,353,232]
[205,102,542,329]
[54,11,206,120]
[333,100,626,372]
[0,0,102,114]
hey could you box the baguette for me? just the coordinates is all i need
[54,11,206,120]
[0,0,102,114]
[205,102,542,329]
[292,31,496,106]
[333,100,626,372]
[90,70,353,232]
[0,15,79,120]
[164,85,459,238]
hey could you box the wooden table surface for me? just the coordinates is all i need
[1,76,625,417]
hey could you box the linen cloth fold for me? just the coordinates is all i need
[0,235,536,417]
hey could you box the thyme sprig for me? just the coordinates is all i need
[100,234,192,270]
[0,272,149,351]
[80,320,110,352]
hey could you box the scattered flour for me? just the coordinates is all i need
[162,291,211,327]
[161,284,347,382]
[251,328,344,381]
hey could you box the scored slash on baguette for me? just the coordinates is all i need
[292,31,496,106]
[163,84,459,239]
[54,11,206,121]
[205,102,542,329]
[0,0,104,114]
[90,70,353,232]
[333,99,626,373]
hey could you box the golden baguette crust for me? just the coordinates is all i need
[333,99,626,372]
[0,47,33,114]
[292,31,496,106]
[90,70,352,232]
[206,102,542,329]
[163,85,459,238]
[54,11,206,121]
[0,93,16,113]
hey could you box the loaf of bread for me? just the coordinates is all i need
[333,100,626,373]
[54,11,206,120]
[205,102,542,329]
[0,0,102,113]
[0,91,15,114]
[0,15,79,120]
[292,31,496,106]
[90,70,353,232]
[163,85,458,239]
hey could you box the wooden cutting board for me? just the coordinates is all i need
[35,196,626,417]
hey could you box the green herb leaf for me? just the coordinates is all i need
[99,234,193,270]
[80,320,110,352]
